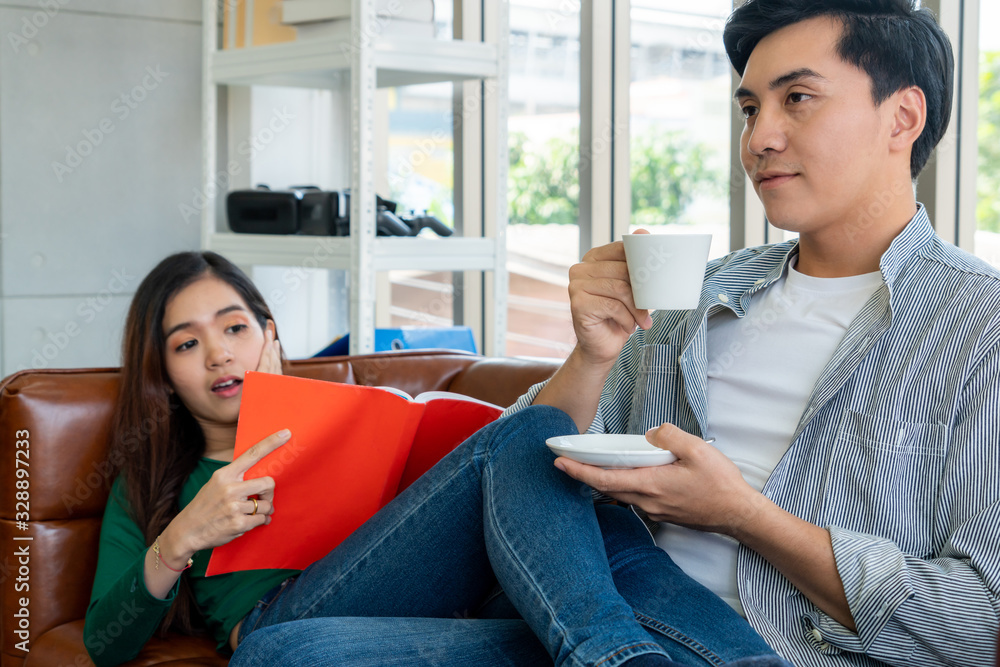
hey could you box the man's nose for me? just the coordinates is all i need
[745,106,788,157]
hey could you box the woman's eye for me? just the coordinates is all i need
[228,323,248,334]
[175,340,196,352]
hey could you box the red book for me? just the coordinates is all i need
[206,372,502,575]
[392,391,504,493]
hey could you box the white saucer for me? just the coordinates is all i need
[546,434,678,469]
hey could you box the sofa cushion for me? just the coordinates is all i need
[23,621,226,667]
[0,351,559,666]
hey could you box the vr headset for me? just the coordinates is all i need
[227,186,451,237]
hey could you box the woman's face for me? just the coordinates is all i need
[161,274,269,427]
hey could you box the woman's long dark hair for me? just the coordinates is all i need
[108,251,279,635]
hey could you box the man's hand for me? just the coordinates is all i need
[555,424,857,629]
[533,232,653,432]
[567,231,653,368]
[554,423,763,536]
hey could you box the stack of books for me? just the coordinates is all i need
[282,0,436,41]
[222,0,436,49]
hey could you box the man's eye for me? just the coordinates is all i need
[741,105,758,119]
[788,92,812,104]
[176,340,196,352]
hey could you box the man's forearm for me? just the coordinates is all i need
[533,347,616,433]
[733,494,856,631]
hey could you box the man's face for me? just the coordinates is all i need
[736,16,900,238]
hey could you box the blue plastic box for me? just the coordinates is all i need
[314,326,477,357]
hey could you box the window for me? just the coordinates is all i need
[976,0,1000,267]
[505,0,582,358]
[629,2,732,260]
[379,2,460,334]
[384,82,458,332]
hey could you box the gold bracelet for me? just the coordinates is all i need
[152,536,193,573]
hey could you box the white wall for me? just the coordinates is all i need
[0,1,203,376]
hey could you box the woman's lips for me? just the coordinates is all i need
[211,378,243,398]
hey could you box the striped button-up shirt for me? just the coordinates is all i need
[506,206,1000,666]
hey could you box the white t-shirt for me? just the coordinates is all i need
[654,257,884,615]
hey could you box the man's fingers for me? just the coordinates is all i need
[646,423,704,458]
[234,430,291,474]
[575,293,642,334]
[555,457,643,494]
[581,240,628,264]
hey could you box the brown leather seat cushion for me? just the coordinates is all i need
[24,621,227,667]
[0,351,558,667]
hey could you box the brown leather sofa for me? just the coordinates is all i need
[0,350,559,667]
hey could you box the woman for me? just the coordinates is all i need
[85,251,790,667]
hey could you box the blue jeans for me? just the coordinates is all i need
[231,406,790,667]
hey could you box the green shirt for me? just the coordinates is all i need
[83,458,296,667]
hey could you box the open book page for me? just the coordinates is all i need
[411,391,502,410]
[373,386,502,411]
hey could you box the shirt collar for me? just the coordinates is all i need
[878,203,935,287]
[701,203,933,314]
[751,203,933,294]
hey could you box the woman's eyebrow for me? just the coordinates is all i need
[163,305,248,339]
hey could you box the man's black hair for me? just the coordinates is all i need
[724,0,954,180]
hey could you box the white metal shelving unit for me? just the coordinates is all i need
[200,0,509,355]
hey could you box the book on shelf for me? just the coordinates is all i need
[293,16,435,41]
[224,0,297,49]
[281,0,435,25]
[205,371,503,575]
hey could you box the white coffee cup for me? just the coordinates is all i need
[622,233,712,310]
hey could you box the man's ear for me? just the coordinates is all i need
[889,86,927,152]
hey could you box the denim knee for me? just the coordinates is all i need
[505,404,578,434]
[595,504,673,573]
[483,405,578,462]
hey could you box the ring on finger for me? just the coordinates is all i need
[248,497,258,516]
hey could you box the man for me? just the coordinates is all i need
[508,0,999,664]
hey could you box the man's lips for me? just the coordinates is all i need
[755,172,797,190]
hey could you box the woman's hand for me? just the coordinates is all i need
[256,320,283,376]
[162,429,292,561]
